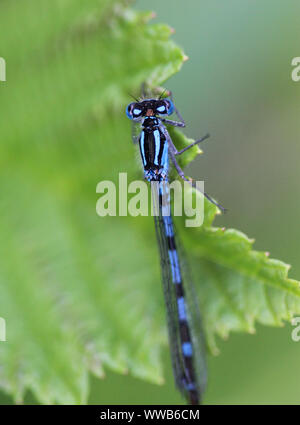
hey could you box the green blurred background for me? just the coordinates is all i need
[1,0,300,405]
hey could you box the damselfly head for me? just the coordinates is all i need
[126,98,174,120]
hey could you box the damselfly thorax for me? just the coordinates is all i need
[139,117,168,181]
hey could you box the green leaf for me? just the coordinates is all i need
[183,217,300,353]
[0,0,299,404]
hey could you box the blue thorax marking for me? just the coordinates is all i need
[139,131,146,167]
[153,129,161,166]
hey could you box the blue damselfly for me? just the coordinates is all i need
[126,89,222,405]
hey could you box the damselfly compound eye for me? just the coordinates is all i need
[155,99,174,116]
[156,105,167,114]
[133,108,142,116]
[126,103,143,120]
[165,99,174,115]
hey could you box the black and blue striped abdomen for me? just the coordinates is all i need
[153,182,204,405]
[162,212,199,404]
